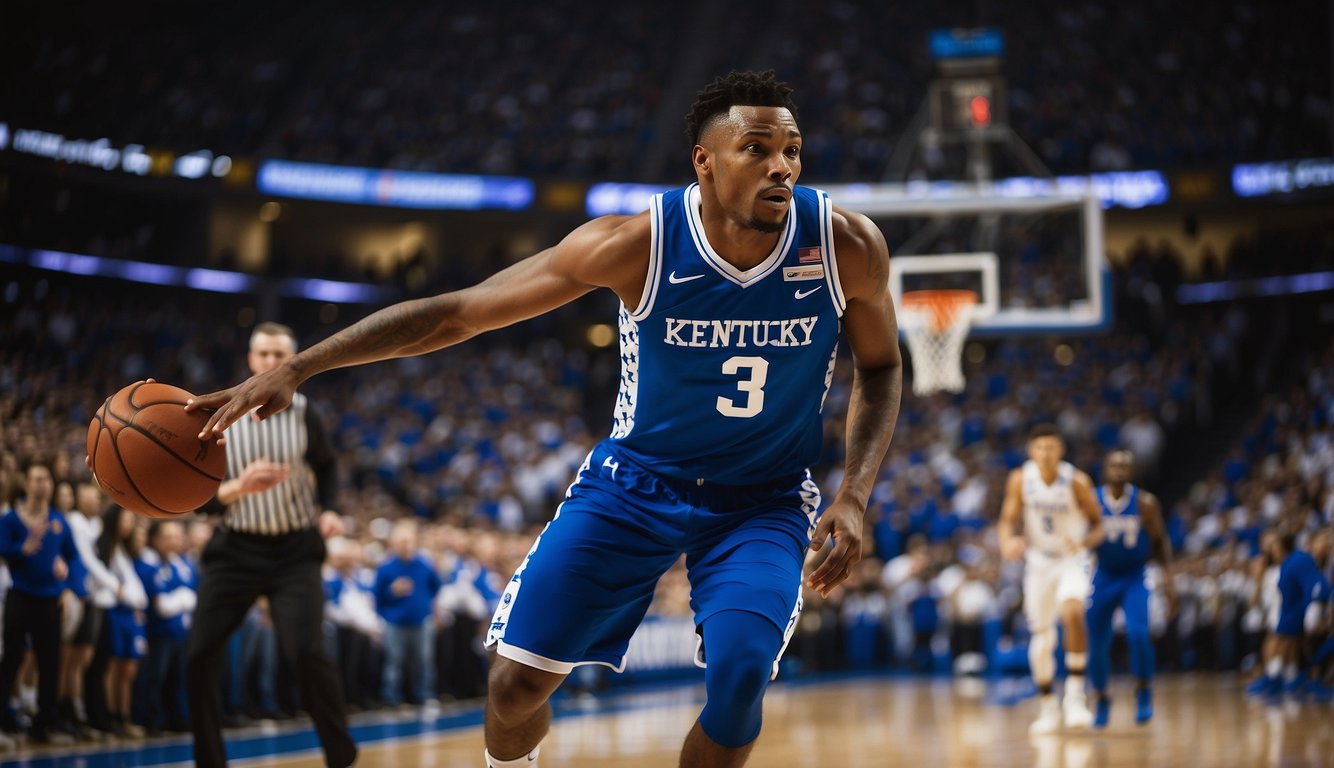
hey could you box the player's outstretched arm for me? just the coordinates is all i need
[1072,472,1105,550]
[808,208,902,597]
[187,215,648,437]
[998,469,1026,561]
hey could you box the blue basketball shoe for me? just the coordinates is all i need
[1134,688,1153,724]
[1093,696,1111,729]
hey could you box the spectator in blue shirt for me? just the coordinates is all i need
[135,521,197,734]
[323,537,381,710]
[374,520,443,707]
[0,457,86,743]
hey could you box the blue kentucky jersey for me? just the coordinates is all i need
[1095,485,1150,575]
[609,183,843,484]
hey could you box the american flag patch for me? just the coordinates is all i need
[798,246,823,264]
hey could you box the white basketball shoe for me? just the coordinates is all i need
[1030,694,1063,736]
[1063,687,1094,730]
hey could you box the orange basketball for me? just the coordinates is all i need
[86,381,227,518]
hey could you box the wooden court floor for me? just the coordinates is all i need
[232,675,1331,768]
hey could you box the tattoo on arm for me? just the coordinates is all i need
[290,296,465,379]
[841,364,902,507]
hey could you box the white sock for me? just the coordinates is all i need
[19,686,36,710]
[1265,657,1283,679]
[486,746,540,767]
[1067,674,1086,697]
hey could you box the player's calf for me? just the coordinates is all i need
[484,655,566,766]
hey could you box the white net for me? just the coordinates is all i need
[899,290,976,395]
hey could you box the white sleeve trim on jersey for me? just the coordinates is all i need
[627,193,665,322]
[816,190,847,317]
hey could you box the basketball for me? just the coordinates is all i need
[86,381,227,518]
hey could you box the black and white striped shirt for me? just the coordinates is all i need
[216,393,338,535]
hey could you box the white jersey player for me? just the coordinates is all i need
[999,424,1104,735]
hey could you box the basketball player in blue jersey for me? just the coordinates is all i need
[187,71,903,768]
[1267,530,1330,698]
[1085,450,1175,728]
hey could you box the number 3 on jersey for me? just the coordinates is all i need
[717,356,769,418]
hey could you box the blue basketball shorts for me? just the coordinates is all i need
[1088,569,1150,632]
[107,606,147,660]
[1276,593,1312,637]
[486,440,820,675]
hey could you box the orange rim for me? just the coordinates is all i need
[901,290,977,333]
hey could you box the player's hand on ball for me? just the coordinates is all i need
[807,497,864,598]
[187,366,300,439]
[1001,537,1026,561]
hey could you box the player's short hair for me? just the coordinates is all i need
[1028,423,1062,442]
[1278,529,1299,554]
[685,70,799,146]
[250,321,297,348]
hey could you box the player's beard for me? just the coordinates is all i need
[746,211,788,234]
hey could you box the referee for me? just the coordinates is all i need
[185,322,356,768]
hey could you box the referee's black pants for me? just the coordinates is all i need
[186,527,355,768]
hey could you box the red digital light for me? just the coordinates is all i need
[969,95,991,126]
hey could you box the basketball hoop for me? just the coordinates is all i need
[899,289,977,395]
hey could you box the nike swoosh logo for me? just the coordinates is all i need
[668,271,704,284]
[794,286,823,300]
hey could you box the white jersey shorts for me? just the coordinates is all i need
[1023,549,1092,631]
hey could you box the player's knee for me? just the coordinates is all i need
[699,612,780,748]
[700,655,770,747]
[486,657,564,724]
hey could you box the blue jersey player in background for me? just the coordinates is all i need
[1086,449,1176,728]
[1249,529,1332,700]
[187,71,903,768]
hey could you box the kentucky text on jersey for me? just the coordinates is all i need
[609,183,843,484]
[662,316,820,348]
[1029,499,1075,515]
